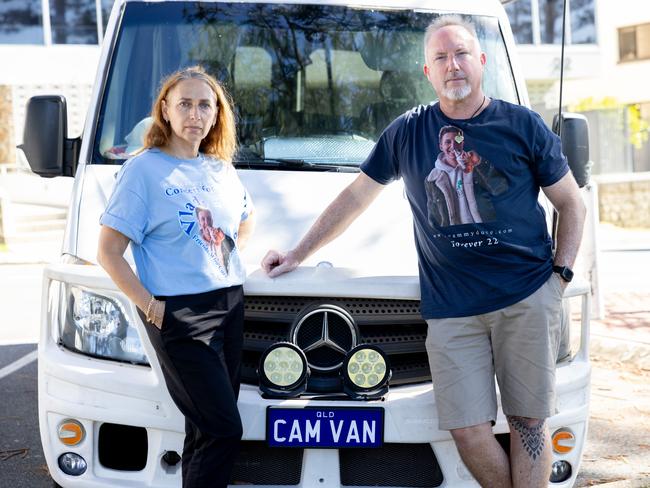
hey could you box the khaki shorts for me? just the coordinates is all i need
[425,274,564,430]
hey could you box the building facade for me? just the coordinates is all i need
[504,0,650,174]
[0,0,110,163]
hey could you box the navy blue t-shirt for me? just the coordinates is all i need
[360,99,569,319]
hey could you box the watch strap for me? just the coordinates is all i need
[552,265,574,283]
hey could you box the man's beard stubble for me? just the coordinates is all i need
[442,71,472,101]
[443,84,472,101]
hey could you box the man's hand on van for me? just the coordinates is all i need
[261,249,300,278]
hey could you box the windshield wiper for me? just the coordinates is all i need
[233,157,359,173]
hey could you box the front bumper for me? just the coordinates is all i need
[40,264,591,488]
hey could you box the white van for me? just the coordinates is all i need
[21,0,593,486]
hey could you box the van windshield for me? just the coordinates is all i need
[94,2,517,168]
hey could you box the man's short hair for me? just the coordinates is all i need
[423,15,480,60]
[438,125,463,143]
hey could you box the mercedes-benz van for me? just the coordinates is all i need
[21,0,592,486]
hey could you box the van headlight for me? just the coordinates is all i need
[54,283,149,365]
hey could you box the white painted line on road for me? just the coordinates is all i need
[0,350,38,380]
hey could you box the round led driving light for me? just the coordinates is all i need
[263,347,303,387]
[347,345,388,389]
[342,344,391,400]
[258,342,310,398]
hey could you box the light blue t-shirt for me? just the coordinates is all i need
[100,148,253,296]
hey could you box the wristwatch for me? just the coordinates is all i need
[552,265,574,283]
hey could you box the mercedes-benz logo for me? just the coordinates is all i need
[291,304,358,372]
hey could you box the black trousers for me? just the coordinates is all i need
[140,285,244,488]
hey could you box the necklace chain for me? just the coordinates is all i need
[469,95,486,119]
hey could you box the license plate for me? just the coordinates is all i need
[266,406,384,448]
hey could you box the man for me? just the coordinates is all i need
[426,125,507,226]
[261,15,585,488]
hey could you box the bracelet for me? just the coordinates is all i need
[145,295,156,323]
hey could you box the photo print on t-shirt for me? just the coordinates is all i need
[424,125,508,227]
[176,201,235,276]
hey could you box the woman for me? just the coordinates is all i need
[97,66,255,488]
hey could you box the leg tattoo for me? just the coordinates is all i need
[508,416,546,460]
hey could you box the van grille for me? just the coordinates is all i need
[228,442,442,487]
[340,443,443,487]
[230,441,303,485]
[242,296,431,392]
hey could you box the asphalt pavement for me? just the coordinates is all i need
[0,343,48,487]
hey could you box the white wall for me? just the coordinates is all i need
[514,0,650,107]
[517,44,602,82]
[0,45,99,85]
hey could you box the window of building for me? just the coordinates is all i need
[0,0,44,44]
[538,0,564,44]
[505,0,533,44]
[50,0,98,44]
[570,0,596,43]
[505,0,596,45]
[101,0,115,35]
[619,23,650,62]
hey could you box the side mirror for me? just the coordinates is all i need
[552,112,592,187]
[19,95,79,178]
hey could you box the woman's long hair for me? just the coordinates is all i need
[144,65,237,162]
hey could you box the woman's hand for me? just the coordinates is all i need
[151,299,166,329]
[98,226,159,323]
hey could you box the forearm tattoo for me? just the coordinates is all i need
[508,416,546,460]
